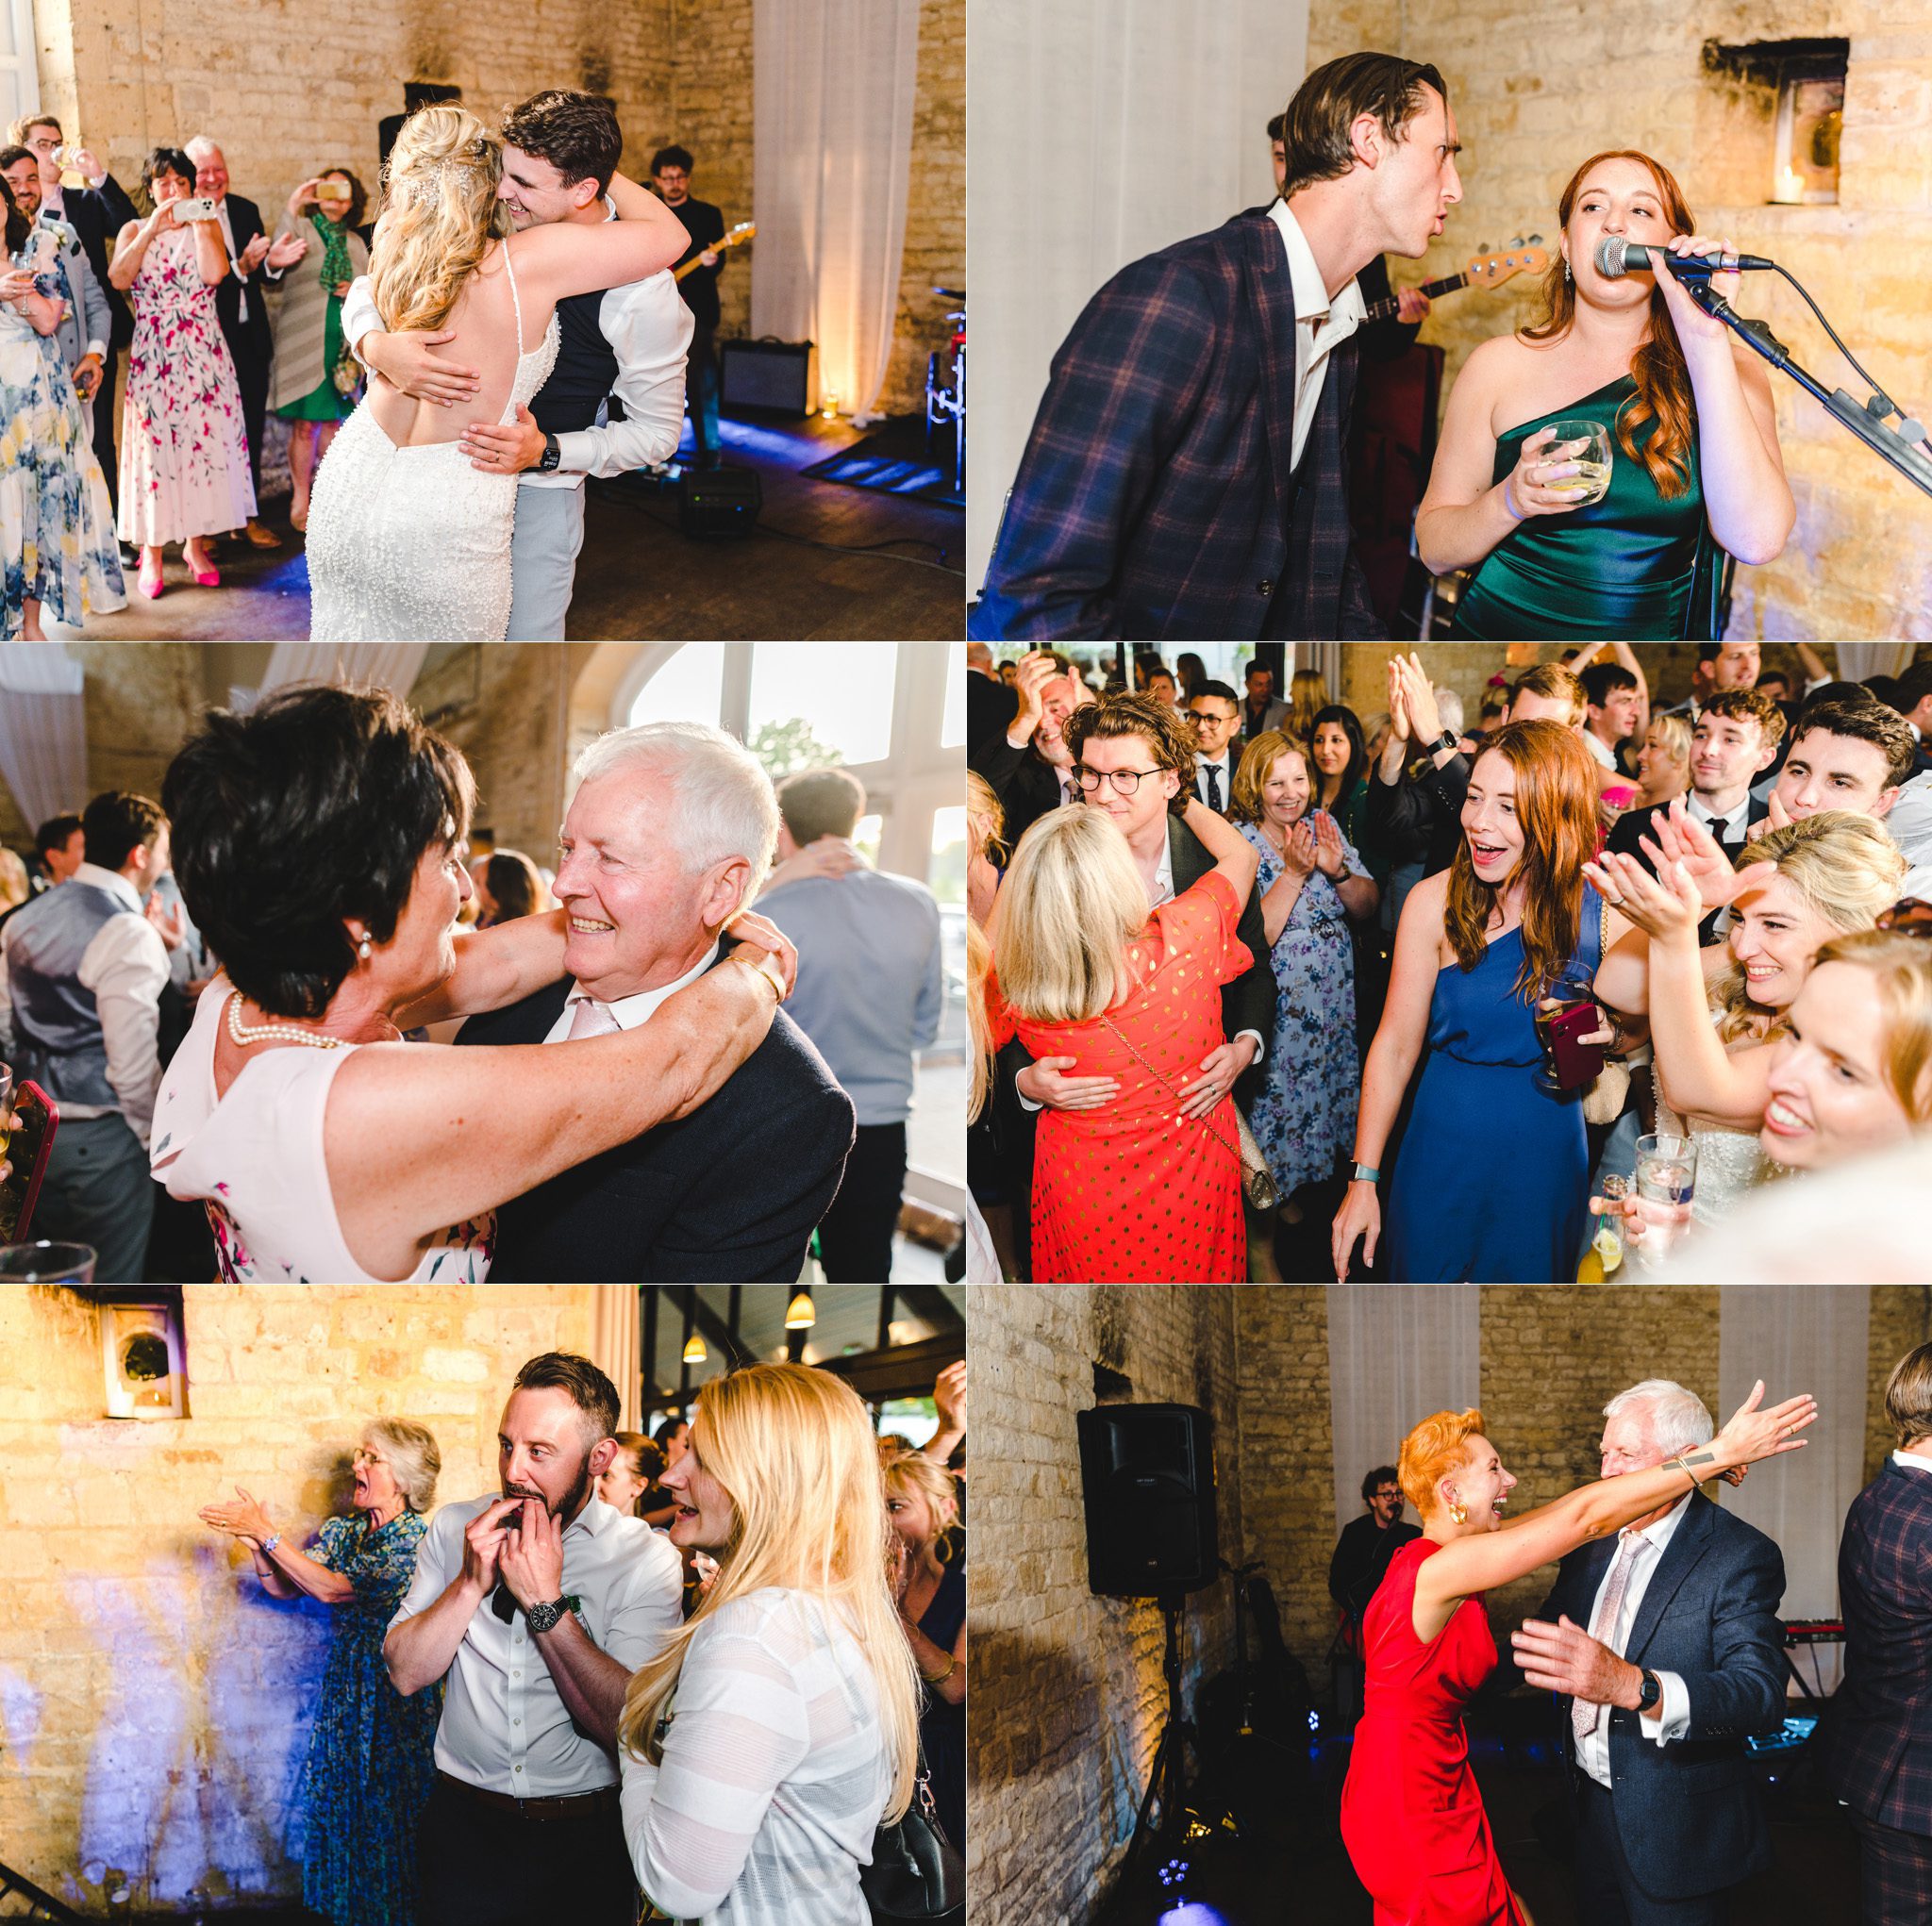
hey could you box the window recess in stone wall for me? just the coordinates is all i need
[1702,38,1846,206]
[87,1287,188,1420]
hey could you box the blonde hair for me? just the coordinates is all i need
[1229,729,1307,826]
[370,105,511,334]
[966,915,993,1123]
[617,1365,921,1823]
[1397,1408,1488,1520]
[0,847,27,913]
[882,1445,960,1546]
[1510,663,1587,727]
[992,806,1149,1024]
[362,1418,441,1514]
[1808,928,1932,1125]
[967,769,1008,869]
[1710,813,1907,1043]
[1288,668,1329,743]
[1643,711,1692,773]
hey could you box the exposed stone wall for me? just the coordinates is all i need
[968,1284,1244,1926]
[1303,0,1932,638]
[0,1284,595,1917]
[665,0,756,346]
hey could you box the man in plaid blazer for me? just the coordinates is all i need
[970,52,1460,642]
[1824,1346,1932,1924]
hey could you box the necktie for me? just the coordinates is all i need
[1573,1531,1644,1746]
[566,995,621,1039]
[1205,763,1224,813]
[1706,815,1729,846]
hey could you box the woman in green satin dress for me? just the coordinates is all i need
[1418,150,1795,640]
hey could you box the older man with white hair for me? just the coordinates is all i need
[455,721,855,1281]
[1511,1378,1787,1926]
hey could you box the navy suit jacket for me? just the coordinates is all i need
[971,209,1384,642]
[57,175,138,348]
[1539,1492,1785,1900]
[1824,1457,1932,1835]
[210,193,276,365]
[456,965,855,1283]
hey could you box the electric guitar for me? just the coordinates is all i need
[674,222,756,282]
[1359,236,1549,323]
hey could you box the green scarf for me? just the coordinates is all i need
[311,211,352,295]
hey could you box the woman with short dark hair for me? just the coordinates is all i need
[150,684,795,1283]
[108,146,254,598]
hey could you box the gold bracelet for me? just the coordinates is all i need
[1670,1452,1701,1487]
[922,1653,957,1685]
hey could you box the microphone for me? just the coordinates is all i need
[1594,235,1775,280]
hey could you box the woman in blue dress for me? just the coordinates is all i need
[201,1420,443,1926]
[1332,718,1631,1283]
[1232,730,1379,1241]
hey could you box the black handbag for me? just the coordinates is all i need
[861,1770,964,1924]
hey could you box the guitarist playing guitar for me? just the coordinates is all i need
[652,142,731,470]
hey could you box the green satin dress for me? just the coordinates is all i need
[1453,374,1707,639]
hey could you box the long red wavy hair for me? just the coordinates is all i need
[1524,150,1698,501]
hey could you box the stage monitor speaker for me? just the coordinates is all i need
[721,337,819,417]
[679,466,762,539]
[1077,1402,1218,1597]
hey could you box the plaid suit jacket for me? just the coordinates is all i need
[1824,1457,1932,1835]
[971,210,1386,642]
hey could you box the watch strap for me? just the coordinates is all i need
[525,1596,569,1635]
[1637,1669,1662,1712]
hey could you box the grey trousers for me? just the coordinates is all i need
[507,483,589,640]
[37,1113,155,1284]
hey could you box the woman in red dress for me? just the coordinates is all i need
[1341,1384,1817,1923]
[982,793,1258,1282]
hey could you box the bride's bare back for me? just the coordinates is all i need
[365,239,555,448]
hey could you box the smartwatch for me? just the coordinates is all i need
[1636,1669,1662,1714]
[537,431,561,474]
[1428,729,1459,755]
[525,1596,570,1635]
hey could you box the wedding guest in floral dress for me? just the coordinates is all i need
[108,145,255,599]
[1232,731,1379,1243]
[200,1419,443,1926]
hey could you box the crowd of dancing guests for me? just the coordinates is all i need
[194,1352,968,1926]
[964,639,1932,1283]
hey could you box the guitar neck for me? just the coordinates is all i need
[1358,271,1468,325]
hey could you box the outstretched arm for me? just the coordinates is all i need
[395,908,571,1027]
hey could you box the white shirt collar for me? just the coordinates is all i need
[1154,818,1175,906]
[568,939,721,1030]
[1622,1489,1693,1552]
[1893,1447,1932,1474]
[74,860,143,915]
[1266,200,1364,339]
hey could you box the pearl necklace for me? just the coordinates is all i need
[226,991,347,1051]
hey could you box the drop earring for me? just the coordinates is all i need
[1563,257,1573,284]
[358,934,373,961]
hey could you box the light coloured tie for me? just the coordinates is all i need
[566,996,622,1039]
[1573,1531,1643,1747]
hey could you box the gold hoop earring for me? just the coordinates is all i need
[1448,1501,1468,1526]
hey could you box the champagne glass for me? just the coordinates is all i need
[0,1241,96,1283]
[1546,419,1612,506]
[1633,1134,1697,1270]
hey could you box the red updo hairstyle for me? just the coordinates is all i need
[1398,1408,1489,1520]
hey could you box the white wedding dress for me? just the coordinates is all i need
[1653,1010,1792,1227]
[306,239,559,641]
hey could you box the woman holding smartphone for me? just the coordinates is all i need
[109,145,254,599]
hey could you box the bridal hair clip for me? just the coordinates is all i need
[386,160,472,208]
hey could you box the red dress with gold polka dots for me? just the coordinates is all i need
[987,870,1253,1282]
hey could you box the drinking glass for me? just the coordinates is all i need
[0,1241,96,1283]
[1533,977,1601,1095]
[1545,419,1612,506]
[1632,1134,1697,1270]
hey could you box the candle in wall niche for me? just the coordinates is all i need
[821,390,841,421]
[1773,165,1806,205]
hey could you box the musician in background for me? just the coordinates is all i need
[652,144,726,471]
[1327,1465,1420,1724]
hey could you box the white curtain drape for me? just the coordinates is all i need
[1718,1286,1869,1688]
[1835,643,1913,681]
[1328,1286,1480,1533]
[0,642,86,827]
[968,0,1312,590]
[753,0,921,427]
[233,642,430,710]
[588,1286,641,1436]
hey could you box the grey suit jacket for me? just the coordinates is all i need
[34,212,108,374]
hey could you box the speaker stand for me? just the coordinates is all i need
[1124,1594,1239,1887]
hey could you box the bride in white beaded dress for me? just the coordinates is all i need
[1587,807,1907,1235]
[306,106,687,640]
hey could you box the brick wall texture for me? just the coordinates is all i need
[971,1285,1932,1926]
[1300,0,1932,639]
[0,1284,596,1916]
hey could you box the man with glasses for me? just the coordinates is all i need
[1328,1465,1421,1724]
[1187,681,1242,815]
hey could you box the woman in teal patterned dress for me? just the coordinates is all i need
[269,168,369,530]
[1416,149,1794,640]
[200,1419,442,1926]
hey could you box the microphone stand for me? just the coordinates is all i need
[1683,280,1932,500]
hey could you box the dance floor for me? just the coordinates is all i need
[1092,1702,1857,1926]
[74,414,964,642]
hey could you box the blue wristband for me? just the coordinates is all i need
[1351,1163,1380,1185]
[1500,477,1527,523]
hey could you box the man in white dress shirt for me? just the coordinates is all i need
[1186,680,1242,815]
[0,791,172,1280]
[344,90,691,639]
[1512,1380,1786,1926]
[387,1352,681,1926]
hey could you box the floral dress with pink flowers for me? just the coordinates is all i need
[117,219,256,546]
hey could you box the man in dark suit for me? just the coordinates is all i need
[1186,681,1241,815]
[970,651,1083,849]
[1824,1343,1932,1924]
[1511,1380,1785,1926]
[969,52,1459,640]
[966,640,1017,757]
[457,723,854,1282]
[14,116,135,517]
[1883,662,1932,781]
[188,137,307,548]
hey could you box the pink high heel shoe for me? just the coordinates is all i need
[138,556,164,599]
[185,544,220,588]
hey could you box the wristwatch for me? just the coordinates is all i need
[525,1596,570,1635]
[1428,729,1459,755]
[1636,1669,1663,1714]
[537,431,561,474]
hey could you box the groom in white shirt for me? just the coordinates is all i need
[387,1351,680,1926]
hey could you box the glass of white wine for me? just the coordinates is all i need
[1546,418,1612,506]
